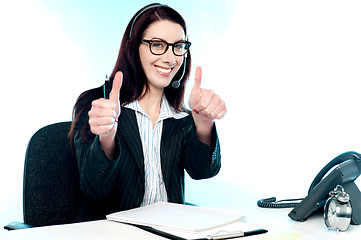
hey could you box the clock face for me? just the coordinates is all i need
[326,199,337,227]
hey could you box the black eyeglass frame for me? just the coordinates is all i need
[141,39,191,56]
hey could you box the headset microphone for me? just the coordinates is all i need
[171,80,181,89]
[171,55,187,89]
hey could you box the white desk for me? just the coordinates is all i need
[1,204,360,240]
[0,220,168,240]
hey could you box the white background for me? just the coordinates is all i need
[1,0,361,230]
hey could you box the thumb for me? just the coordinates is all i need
[189,66,202,110]
[109,71,123,101]
[193,66,202,91]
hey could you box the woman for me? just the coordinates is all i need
[69,3,227,221]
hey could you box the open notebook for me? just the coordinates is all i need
[106,202,247,239]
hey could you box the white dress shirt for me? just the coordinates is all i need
[123,95,188,206]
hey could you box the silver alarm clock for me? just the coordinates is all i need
[324,185,352,232]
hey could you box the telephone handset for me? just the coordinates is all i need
[288,151,361,225]
[258,151,361,226]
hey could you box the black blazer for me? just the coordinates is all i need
[73,87,221,221]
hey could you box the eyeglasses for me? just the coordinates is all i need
[141,39,191,56]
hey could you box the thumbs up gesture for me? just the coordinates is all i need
[88,71,123,137]
[188,66,226,144]
[189,66,227,121]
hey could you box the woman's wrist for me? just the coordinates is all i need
[99,134,116,160]
[192,111,214,145]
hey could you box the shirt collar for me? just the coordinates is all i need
[123,95,188,120]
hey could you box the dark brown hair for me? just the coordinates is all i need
[69,3,192,143]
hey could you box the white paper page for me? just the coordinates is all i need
[151,220,264,240]
[106,202,244,233]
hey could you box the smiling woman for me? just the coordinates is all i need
[68,3,226,222]
[139,20,187,90]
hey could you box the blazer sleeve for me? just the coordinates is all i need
[182,117,221,180]
[73,95,122,200]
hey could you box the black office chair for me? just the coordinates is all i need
[5,122,83,230]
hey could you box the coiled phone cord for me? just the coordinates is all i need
[257,197,304,208]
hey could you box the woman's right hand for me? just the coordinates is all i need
[88,71,123,158]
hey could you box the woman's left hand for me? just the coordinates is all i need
[188,66,227,144]
[189,66,227,122]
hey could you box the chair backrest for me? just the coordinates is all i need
[23,122,83,227]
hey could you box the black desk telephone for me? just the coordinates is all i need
[258,151,361,228]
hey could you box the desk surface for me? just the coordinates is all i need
[1,203,360,240]
[1,220,168,240]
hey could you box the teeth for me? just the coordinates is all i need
[156,66,171,73]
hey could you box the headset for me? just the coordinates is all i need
[129,3,188,89]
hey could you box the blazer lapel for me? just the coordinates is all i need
[160,118,178,185]
[117,108,144,179]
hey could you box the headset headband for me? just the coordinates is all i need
[128,4,167,39]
